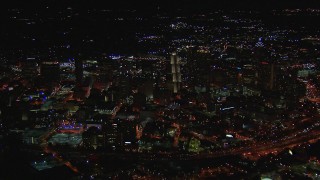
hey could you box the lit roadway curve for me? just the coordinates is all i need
[38,127,79,173]
[134,117,320,161]
[38,86,80,173]
[190,117,320,160]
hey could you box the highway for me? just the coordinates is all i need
[132,116,320,161]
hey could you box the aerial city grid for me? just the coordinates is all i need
[1,0,320,179]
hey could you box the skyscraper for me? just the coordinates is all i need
[259,62,276,91]
[40,61,60,83]
[171,53,181,93]
[75,58,83,85]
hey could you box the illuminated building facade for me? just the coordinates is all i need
[170,53,181,93]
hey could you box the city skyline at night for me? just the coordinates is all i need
[1,0,320,179]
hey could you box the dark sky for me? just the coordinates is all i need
[3,0,320,11]
[1,0,320,59]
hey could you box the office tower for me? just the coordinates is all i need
[40,61,60,82]
[186,47,197,86]
[21,59,39,79]
[102,59,114,83]
[171,53,181,93]
[75,58,83,84]
[253,37,269,62]
[82,126,105,150]
[118,77,131,99]
[241,64,258,85]
[259,62,276,91]
[185,46,212,88]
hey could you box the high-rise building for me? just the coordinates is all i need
[258,62,276,91]
[21,59,39,79]
[40,61,60,82]
[82,126,105,150]
[171,53,181,93]
[185,46,212,88]
[75,58,83,85]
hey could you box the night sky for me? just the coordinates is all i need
[3,0,320,10]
